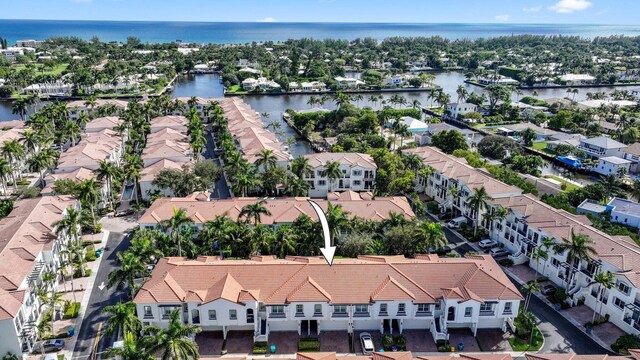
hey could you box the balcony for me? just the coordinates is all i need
[479,310,495,317]
[415,311,433,317]
[354,311,370,318]
[269,313,286,319]
[313,311,323,317]
[332,312,348,318]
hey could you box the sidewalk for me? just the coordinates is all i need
[60,230,111,359]
[501,266,613,352]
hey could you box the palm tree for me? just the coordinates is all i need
[287,177,310,196]
[591,271,615,323]
[239,200,271,225]
[78,179,102,219]
[129,236,163,265]
[521,280,540,310]
[531,245,549,276]
[108,251,147,299]
[395,124,412,149]
[103,301,142,338]
[272,226,297,258]
[1,139,25,185]
[19,129,41,155]
[145,310,201,360]
[456,85,468,103]
[11,98,28,121]
[553,230,597,290]
[291,156,313,179]
[254,149,278,171]
[27,148,57,187]
[106,332,154,360]
[37,287,65,334]
[414,221,446,252]
[94,160,120,210]
[231,171,259,197]
[320,161,342,192]
[599,174,624,199]
[162,207,194,257]
[0,158,12,194]
[53,207,82,246]
[539,236,555,275]
[466,187,491,236]
[325,202,349,243]
[448,185,463,219]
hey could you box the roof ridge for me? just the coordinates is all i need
[387,263,436,302]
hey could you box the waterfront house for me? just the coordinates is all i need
[446,103,478,119]
[559,74,596,86]
[414,123,480,147]
[608,198,640,229]
[133,254,521,343]
[593,156,631,176]
[390,117,429,134]
[334,76,365,89]
[494,123,558,142]
[241,77,281,92]
[624,142,640,174]
[578,136,627,160]
[66,99,128,121]
[302,153,376,198]
[576,199,608,218]
[0,196,77,355]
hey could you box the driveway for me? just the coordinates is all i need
[403,329,437,352]
[319,331,351,353]
[225,331,254,354]
[267,331,300,354]
[195,331,224,356]
[203,131,231,199]
[476,329,513,352]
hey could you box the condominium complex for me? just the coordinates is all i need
[0,196,77,355]
[405,146,640,336]
[302,153,376,198]
[134,255,522,343]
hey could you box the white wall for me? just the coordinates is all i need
[0,319,20,356]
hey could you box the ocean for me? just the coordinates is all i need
[1,20,640,44]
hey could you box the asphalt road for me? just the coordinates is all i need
[204,131,231,199]
[72,232,131,359]
[439,221,612,354]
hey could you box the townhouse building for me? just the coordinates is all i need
[0,196,77,355]
[218,98,291,169]
[578,137,627,160]
[133,254,522,343]
[405,146,640,336]
[66,99,128,121]
[302,153,376,198]
[138,191,415,230]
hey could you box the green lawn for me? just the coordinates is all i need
[544,175,581,191]
[508,327,543,352]
[13,63,69,76]
[532,141,548,151]
[225,85,248,94]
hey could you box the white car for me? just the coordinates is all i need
[489,247,509,258]
[360,332,374,354]
[479,239,498,249]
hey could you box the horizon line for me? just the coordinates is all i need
[1,18,639,26]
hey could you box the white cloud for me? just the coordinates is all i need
[257,17,278,22]
[549,0,592,13]
[494,14,511,22]
[522,6,542,13]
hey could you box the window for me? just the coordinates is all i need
[318,180,326,186]
[159,305,180,319]
[355,304,369,314]
[417,304,430,313]
[270,305,285,317]
[504,302,513,314]
[479,303,494,313]
[397,303,406,315]
[614,297,626,309]
[464,307,472,317]
[314,304,322,316]
[229,310,237,320]
[551,258,560,267]
[353,170,362,176]
[208,310,217,320]
[143,306,153,318]
[333,305,348,316]
[316,170,323,176]
[379,303,388,314]
[353,180,361,186]
[618,282,631,295]
[296,304,304,316]
[435,303,441,311]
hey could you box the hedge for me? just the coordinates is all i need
[63,302,81,319]
[298,338,321,352]
[84,246,97,262]
[252,341,268,354]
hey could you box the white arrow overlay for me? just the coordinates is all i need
[308,200,336,266]
[97,282,106,291]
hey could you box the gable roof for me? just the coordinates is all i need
[303,153,377,169]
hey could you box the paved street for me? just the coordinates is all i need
[72,231,131,359]
[438,219,612,355]
[204,131,231,199]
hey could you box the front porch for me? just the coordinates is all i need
[563,305,626,348]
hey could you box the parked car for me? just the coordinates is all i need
[447,216,467,229]
[489,247,509,258]
[541,284,557,295]
[114,209,135,217]
[478,239,498,249]
[360,332,374,355]
[32,340,65,354]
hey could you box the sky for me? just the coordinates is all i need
[1,0,638,24]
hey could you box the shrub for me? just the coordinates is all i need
[63,302,81,319]
[74,268,92,278]
[382,334,394,350]
[499,258,514,267]
[426,201,440,214]
[611,334,640,354]
[298,338,321,352]
[84,246,97,262]
[252,341,268,354]
[393,335,407,350]
[436,340,451,352]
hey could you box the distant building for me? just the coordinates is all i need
[559,74,596,86]
[334,76,365,89]
[289,81,327,92]
[446,103,478,119]
[577,199,608,218]
[241,77,281,91]
[302,153,376,198]
[578,136,627,159]
[390,117,429,134]
[593,156,631,176]
[608,197,640,228]
[15,40,42,48]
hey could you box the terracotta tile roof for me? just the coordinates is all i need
[147,128,190,144]
[0,289,25,321]
[134,255,522,305]
[217,97,290,164]
[84,116,123,132]
[150,116,188,132]
[0,196,76,319]
[303,153,377,169]
[0,123,25,144]
[139,193,415,226]
[373,352,413,360]
[492,194,640,282]
[140,159,190,182]
[525,354,632,360]
[298,353,338,360]
[403,147,521,198]
[66,99,128,109]
[43,167,97,193]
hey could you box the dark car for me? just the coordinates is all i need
[32,339,65,353]
[541,284,557,295]
[114,209,135,217]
